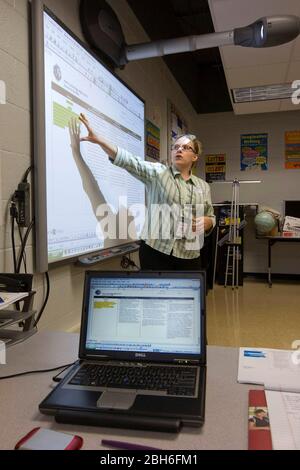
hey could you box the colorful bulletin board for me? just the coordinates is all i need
[146,120,160,161]
[285,131,300,169]
[205,154,226,182]
[241,133,268,171]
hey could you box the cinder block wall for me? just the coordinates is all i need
[0,0,200,331]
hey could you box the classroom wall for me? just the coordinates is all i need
[0,0,200,331]
[196,110,300,274]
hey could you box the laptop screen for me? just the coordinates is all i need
[83,274,203,358]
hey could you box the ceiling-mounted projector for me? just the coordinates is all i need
[80,0,300,68]
[234,15,300,48]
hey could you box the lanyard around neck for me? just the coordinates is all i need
[171,167,194,208]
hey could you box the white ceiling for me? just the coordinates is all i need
[209,0,300,114]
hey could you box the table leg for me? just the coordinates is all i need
[213,226,219,286]
[268,240,272,287]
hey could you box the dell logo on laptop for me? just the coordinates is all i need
[135,353,146,358]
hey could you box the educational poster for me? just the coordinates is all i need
[241,133,268,171]
[285,131,300,169]
[205,154,226,182]
[167,100,189,163]
[146,120,160,161]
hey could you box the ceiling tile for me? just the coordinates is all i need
[209,0,300,114]
[220,44,292,69]
[226,63,288,88]
[286,60,300,81]
[233,100,281,115]
[291,38,300,60]
[209,0,300,31]
[279,99,300,111]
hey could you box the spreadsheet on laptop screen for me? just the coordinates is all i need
[85,277,201,355]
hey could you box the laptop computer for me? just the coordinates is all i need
[39,271,206,432]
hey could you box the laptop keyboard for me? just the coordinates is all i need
[69,363,197,396]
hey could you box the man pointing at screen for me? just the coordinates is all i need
[78,113,215,271]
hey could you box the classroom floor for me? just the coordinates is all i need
[70,279,299,350]
[207,279,300,349]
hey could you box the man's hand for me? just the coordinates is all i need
[192,217,213,234]
[78,113,117,160]
[79,113,101,144]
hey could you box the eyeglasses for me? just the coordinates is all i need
[172,144,196,153]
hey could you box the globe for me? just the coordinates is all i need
[254,211,276,234]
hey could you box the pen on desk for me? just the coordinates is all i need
[101,439,161,451]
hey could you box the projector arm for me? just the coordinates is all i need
[79,1,300,68]
[125,31,234,62]
[123,15,300,64]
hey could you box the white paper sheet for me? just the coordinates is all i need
[238,347,300,391]
[266,391,300,450]
[0,292,29,311]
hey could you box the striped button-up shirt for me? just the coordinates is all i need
[114,147,215,259]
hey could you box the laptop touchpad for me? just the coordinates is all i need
[97,391,137,410]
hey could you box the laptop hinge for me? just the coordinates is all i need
[173,359,200,365]
[80,357,203,365]
[80,355,109,361]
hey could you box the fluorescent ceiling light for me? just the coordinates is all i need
[232,83,293,103]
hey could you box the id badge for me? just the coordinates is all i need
[176,215,189,240]
[180,216,188,240]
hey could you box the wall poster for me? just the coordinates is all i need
[241,133,268,171]
[205,154,226,182]
[285,131,300,169]
[146,120,160,161]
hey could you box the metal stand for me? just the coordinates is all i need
[211,179,261,289]
[225,179,241,289]
[0,291,37,347]
[212,225,220,286]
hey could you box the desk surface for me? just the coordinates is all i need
[257,235,300,241]
[0,331,260,450]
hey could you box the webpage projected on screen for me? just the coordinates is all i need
[44,12,145,263]
[85,278,201,356]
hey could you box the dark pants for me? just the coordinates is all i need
[139,241,202,271]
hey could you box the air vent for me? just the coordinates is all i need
[232,83,293,103]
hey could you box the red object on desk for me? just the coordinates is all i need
[248,390,272,450]
[282,231,300,238]
[15,427,83,450]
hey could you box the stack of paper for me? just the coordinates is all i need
[238,347,300,392]
[0,292,29,311]
[239,347,300,450]
[266,391,300,450]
